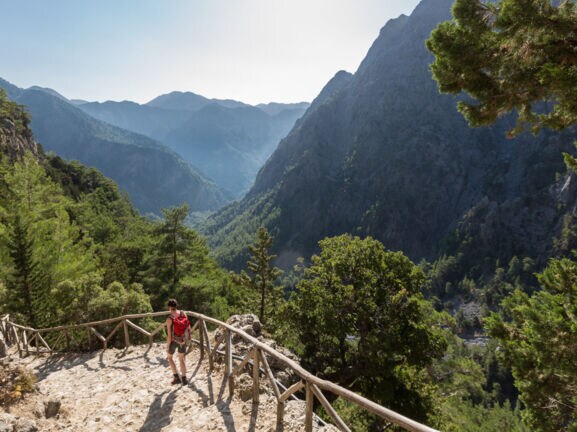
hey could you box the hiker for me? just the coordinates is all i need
[166,298,190,385]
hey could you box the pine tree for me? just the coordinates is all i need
[6,215,38,326]
[234,227,282,324]
[1,154,97,327]
[146,204,207,305]
[426,0,577,136]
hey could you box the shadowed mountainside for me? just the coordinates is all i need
[202,0,577,272]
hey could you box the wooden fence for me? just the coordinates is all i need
[0,312,439,432]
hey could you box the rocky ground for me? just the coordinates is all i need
[0,340,337,432]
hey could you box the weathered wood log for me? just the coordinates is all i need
[125,320,151,338]
[210,330,226,362]
[105,320,124,347]
[22,330,29,356]
[253,349,260,403]
[233,347,254,376]
[311,384,351,432]
[198,319,204,359]
[123,320,130,348]
[259,350,281,400]
[201,320,213,371]
[11,325,21,356]
[150,322,166,337]
[280,381,304,403]
[36,311,169,334]
[305,381,314,432]
[36,332,52,352]
[89,327,106,349]
[225,329,234,396]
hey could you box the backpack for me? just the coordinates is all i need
[171,312,191,345]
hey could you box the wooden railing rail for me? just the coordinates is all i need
[1,312,439,432]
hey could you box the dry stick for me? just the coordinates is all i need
[305,381,314,432]
[198,319,204,359]
[259,350,285,431]
[201,320,213,371]
[311,384,351,432]
[34,332,41,356]
[125,319,151,338]
[151,322,166,337]
[279,381,305,403]
[22,330,29,356]
[225,329,234,396]
[210,331,226,362]
[123,320,130,348]
[232,347,255,376]
[253,348,260,403]
[50,331,64,352]
[104,321,122,349]
[259,350,281,400]
[12,326,22,357]
[36,311,170,334]
[36,332,52,352]
[89,327,106,349]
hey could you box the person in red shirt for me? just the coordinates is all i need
[166,298,188,385]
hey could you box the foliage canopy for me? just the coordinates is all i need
[427,0,577,136]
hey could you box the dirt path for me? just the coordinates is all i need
[2,343,337,432]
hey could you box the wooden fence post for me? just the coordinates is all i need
[199,319,204,359]
[305,381,313,432]
[252,349,260,403]
[225,329,234,396]
[123,320,130,348]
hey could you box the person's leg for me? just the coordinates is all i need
[178,351,187,383]
[167,343,181,384]
[167,352,177,374]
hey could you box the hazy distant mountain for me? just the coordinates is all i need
[146,91,250,112]
[27,86,69,102]
[77,92,309,197]
[78,100,190,141]
[256,102,310,116]
[0,78,229,215]
[164,103,306,196]
[202,0,577,271]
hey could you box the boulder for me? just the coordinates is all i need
[44,398,61,418]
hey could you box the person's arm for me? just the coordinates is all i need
[166,317,172,351]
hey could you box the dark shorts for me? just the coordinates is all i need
[168,341,187,355]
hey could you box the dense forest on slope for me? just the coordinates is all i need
[0,89,237,330]
[202,0,577,289]
[0,79,229,216]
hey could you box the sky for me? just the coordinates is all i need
[0,1,422,105]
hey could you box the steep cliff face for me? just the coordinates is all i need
[204,0,577,270]
[0,89,39,161]
[0,119,39,162]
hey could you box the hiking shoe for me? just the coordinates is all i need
[181,375,188,385]
[171,374,181,385]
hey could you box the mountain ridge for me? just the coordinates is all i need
[203,0,577,273]
[0,79,229,215]
[78,92,309,198]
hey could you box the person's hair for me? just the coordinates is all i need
[167,299,178,308]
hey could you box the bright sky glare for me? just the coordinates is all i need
[0,1,421,105]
